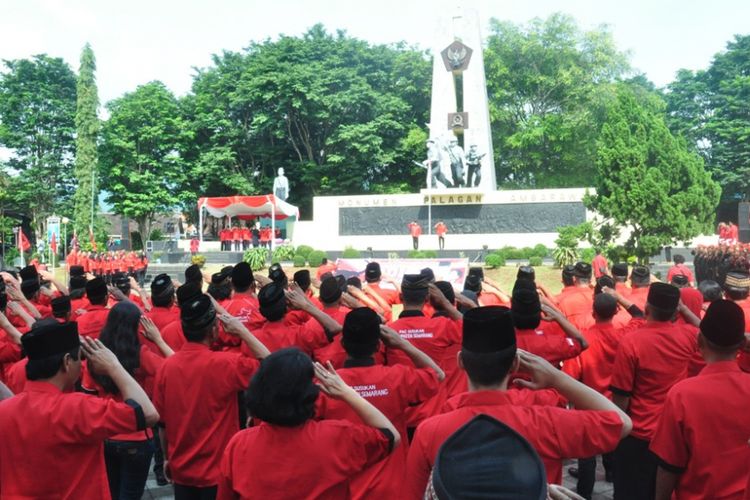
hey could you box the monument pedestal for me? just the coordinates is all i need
[292,188,592,252]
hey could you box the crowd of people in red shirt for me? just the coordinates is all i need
[66,249,149,285]
[218,223,280,252]
[0,251,749,499]
[718,221,740,244]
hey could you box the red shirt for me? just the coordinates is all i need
[406,390,624,495]
[160,320,186,352]
[408,223,422,237]
[218,295,265,352]
[190,239,199,253]
[366,282,400,306]
[650,362,750,500]
[515,320,582,365]
[217,419,391,500]
[667,264,694,284]
[592,254,608,278]
[231,228,241,240]
[316,263,337,280]
[316,362,439,499]
[310,305,352,366]
[579,319,644,399]
[557,287,594,331]
[386,311,462,425]
[0,381,140,499]
[241,320,329,357]
[5,358,27,394]
[610,321,697,441]
[144,305,180,355]
[241,228,251,241]
[627,286,649,311]
[153,343,260,487]
[76,304,110,338]
[434,223,447,236]
[0,335,21,383]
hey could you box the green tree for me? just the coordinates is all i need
[184,26,431,214]
[99,81,190,239]
[586,84,720,261]
[665,35,750,201]
[0,55,77,233]
[484,13,629,188]
[72,43,100,238]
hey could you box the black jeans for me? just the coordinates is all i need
[438,236,445,250]
[174,484,218,500]
[412,236,419,250]
[104,439,154,500]
[577,452,614,499]
[613,435,657,500]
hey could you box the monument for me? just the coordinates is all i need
[291,6,590,251]
[273,167,289,201]
[425,6,496,191]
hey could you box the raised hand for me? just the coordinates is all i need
[139,316,163,342]
[313,361,353,400]
[512,349,561,391]
[80,337,121,376]
[217,312,246,337]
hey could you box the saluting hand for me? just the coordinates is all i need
[80,337,121,376]
[512,349,561,391]
[379,325,406,349]
[217,312,246,337]
[314,361,354,400]
[139,316,163,343]
[547,484,585,500]
[108,285,127,302]
[285,287,310,310]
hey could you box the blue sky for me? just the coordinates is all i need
[1,0,748,105]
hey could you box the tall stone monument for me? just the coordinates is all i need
[427,5,496,192]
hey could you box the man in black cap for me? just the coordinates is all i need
[317,307,444,498]
[406,306,632,497]
[0,293,23,372]
[555,264,578,304]
[157,282,205,353]
[611,263,630,296]
[628,265,652,310]
[77,277,110,338]
[220,262,265,353]
[50,295,72,322]
[251,282,342,356]
[557,262,595,331]
[722,270,750,328]
[0,322,158,498]
[362,262,401,320]
[610,282,699,500]
[153,294,269,499]
[184,264,205,286]
[649,300,750,499]
[145,273,179,334]
[112,272,150,311]
[387,274,463,428]
[18,265,53,319]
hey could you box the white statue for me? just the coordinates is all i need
[273,168,289,200]
[445,137,466,187]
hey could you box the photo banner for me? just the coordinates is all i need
[334,258,469,289]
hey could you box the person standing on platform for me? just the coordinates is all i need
[231,225,241,252]
[434,221,447,250]
[189,236,199,256]
[408,221,422,250]
[241,225,251,251]
[251,224,260,248]
[650,300,750,500]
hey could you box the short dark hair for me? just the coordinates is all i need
[207,282,232,301]
[647,303,675,322]
[151,292,174,308]
[246,348,319,426]
[26,348,79,380]
[401,288,428,306]
[698,280,723,302]
[701,333,744,355]
[673,254,685,264]
[461,349,516,387]
[725,287,749,301]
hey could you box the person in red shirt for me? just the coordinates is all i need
[153,294,270,499]
[240,225,251,251]
[231,225,241,252]
[627,265,651,311]
[406,306,632,497]
[386,274,464,427]
[557,262,596,331]
[610,282,698,500]
[650,300,750,500]
[219,263,265,352]
[511,279,587,365]
[189,237,199,255]
[408,220,422,250]
[362,262,400,315]
[245,283,342,357]
[217,347,399,500]
[666,254,695,287]
[310,277,354,366]
[144,274,180,353]
[0,302,23,384]
[611,263,630,297]
[315,258,337,280]
[316,307,442,499]
[434,220,447,250]
[81,301,173,499]
[591,249,609,279]
[77,277,111,338]
[573,292,646,496]
[0,321,158,499]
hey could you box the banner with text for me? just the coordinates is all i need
[334,258,469,289]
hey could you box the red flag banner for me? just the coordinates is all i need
[89,227,97,251]
[50,232,58,254]
[18,229,31,252]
